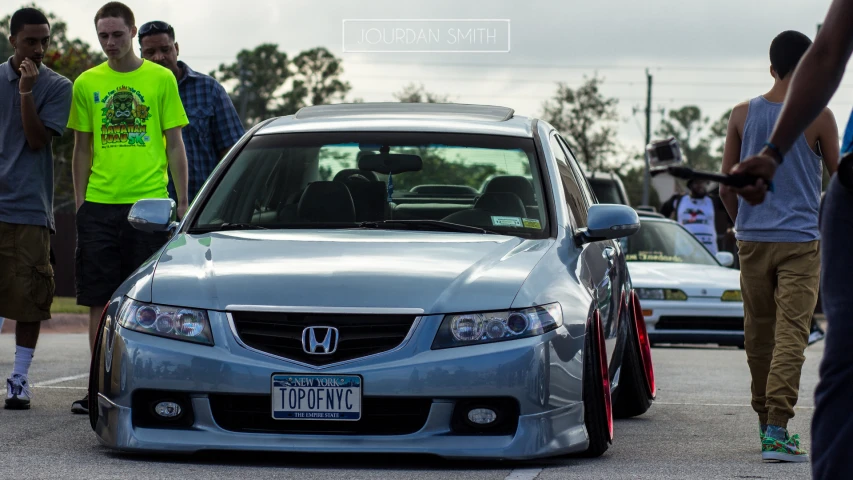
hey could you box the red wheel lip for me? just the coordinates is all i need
[593,310,613,441]
[630,290,656,399]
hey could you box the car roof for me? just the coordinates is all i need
[256,102,536,138]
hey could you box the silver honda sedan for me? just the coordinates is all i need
[88,103,655,459]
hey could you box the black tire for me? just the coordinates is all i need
[580,314,612,458]
[613,312,653,419]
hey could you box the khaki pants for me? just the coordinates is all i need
[738,240,819,428]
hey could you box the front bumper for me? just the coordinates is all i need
[641,298,744,345]
[94,311,589,459]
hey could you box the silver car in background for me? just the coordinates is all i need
[88,103,655,460]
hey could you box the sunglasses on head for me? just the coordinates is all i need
[138,21,173,38]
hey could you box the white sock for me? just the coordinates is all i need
[11,346,34,378]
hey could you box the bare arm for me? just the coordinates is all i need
[720,104,747,222]
[18,59,51,150]
[71,130,93,210]
[769,0,853,154]
[730,0,853,205]
[818,108,840,176]
[165,127,189,218]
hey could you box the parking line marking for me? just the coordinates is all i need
[31,386,87,390]
[505,468,542,480]
[33,373,88,386]
[656,401,814,410]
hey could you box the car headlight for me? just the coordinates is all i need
[721,290,743,302]
[117,298,214,345]
[432,303,562,349]
[636,288,688,301]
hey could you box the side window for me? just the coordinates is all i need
[557,136,596,206]
[550,134,588,227]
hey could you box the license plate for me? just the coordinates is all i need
[271,374,362,421]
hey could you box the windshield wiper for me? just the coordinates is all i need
[359,219,494,234]
[188,222,270,233]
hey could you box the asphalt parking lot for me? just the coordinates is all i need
[0,333,820,480]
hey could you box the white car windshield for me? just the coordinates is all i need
[191,132,549,239]
[622,220,718,266]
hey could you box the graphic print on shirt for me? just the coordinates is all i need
[683,208,709,225]
[99,85,150,147]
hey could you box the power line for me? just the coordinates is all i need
[341,59,771,72]
[181,54,775,72]
[342,73,853,89]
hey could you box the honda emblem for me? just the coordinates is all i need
[301,327,339,355]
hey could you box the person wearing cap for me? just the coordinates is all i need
[674,178,718,255]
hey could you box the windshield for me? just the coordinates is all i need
[621,220,718,266]
[191,132,548,238]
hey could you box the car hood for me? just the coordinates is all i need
[148,230,554,314]
[628,261,740,298]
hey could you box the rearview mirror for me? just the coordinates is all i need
[716,251,735,267]
[128,198,177,233]
[577,204,640,245]
[358,153,423,174]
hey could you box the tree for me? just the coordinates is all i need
[213,43,289,128]
[541,75,620,173]
[278,47,351,115]
[393,83,450,103]
[619,164,661,209]
[1,4,105,213]
[655,105,721,172]
[708,108,732,158]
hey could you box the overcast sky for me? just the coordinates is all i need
[12,0,849,162]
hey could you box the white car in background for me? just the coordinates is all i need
[621,214,745,348]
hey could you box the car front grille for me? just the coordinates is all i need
[208,394,432,435]
[655,316,744,331]
[229,311,418,366]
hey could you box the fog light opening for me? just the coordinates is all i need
[154,401,183,419]
[467,408,497,425]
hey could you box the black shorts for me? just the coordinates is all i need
[75,201,169,307]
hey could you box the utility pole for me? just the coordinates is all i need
[238,58,250,129]
[642,69,653,206]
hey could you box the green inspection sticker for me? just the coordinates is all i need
[491,216,523,227]
[522,218,541,229]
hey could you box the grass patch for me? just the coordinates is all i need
[51,297,89,314]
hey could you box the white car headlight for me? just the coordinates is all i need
[117,298,214,345]
[432,304,562,349]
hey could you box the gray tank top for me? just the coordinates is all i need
[735,96,822,242]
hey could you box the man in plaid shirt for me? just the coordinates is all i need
[138,20,244,202]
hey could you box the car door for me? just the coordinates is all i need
[549,133,617,364]
[553,134,622,363]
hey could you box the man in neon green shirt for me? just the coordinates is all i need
[67,1,189,415]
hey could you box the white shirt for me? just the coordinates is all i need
[676,194,718,255]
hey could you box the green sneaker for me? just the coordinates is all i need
[761,426,808,463]
[759,423,767,442]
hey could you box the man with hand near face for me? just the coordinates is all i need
[66,1,189,414]
[139,21,244,203]
[1,7,72,410]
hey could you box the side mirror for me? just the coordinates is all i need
[577,204,640,244]
[128,199,177,233]
[716,251,735,267]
